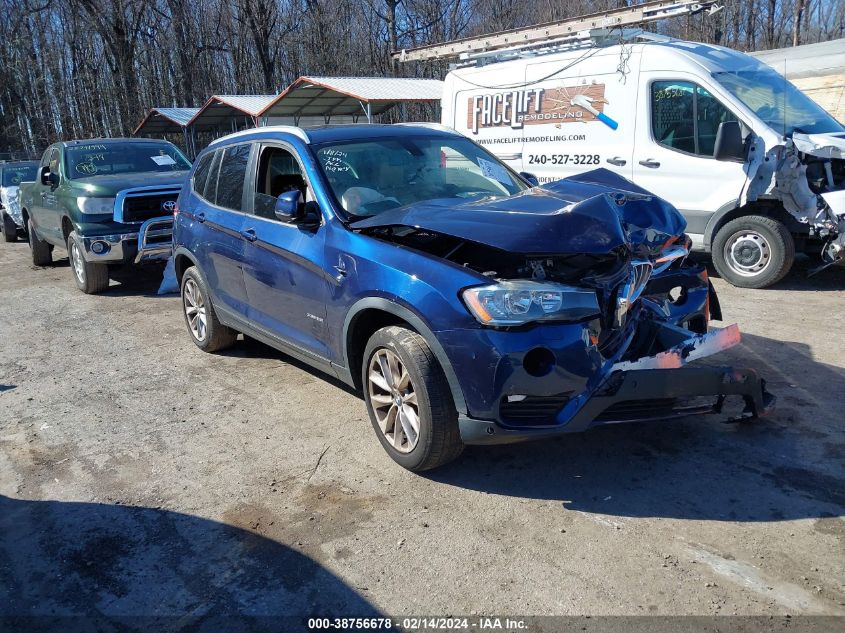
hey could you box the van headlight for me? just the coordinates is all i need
[462,281,600,326]
[76,196,115,215]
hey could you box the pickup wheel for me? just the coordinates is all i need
[68,231,109,294]
[28,219,52,266]
[181,266,237,352]
[712,215,794,289]
[2,212,17,242]
[362,326,463,472]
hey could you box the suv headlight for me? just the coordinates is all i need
[76,196,115,215]
[462,280,600,326]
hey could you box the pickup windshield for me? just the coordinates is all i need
[65,142,191,178]
[313,136,527,218]
[713,69,845,136]
[2,164,37,186]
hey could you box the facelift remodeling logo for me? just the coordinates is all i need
[468,83,618,134]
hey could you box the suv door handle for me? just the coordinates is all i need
[196,212,206,223]
[240,228,258,242]
[606,156,627,166]
[638,159,660,168]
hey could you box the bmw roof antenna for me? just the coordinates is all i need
[393,0,724,66]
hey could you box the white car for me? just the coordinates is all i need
[0,160,38,242]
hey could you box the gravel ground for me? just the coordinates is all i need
[0,240,843,623]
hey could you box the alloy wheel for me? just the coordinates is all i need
[724,230,772,277]
[183,278,207,341]
[70,242,85,283]
[367,348,420,453]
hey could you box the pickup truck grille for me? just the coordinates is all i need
[121,193,178,224]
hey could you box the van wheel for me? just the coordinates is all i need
[68,231,109,294]
[362,326,463,472]
[28,220,52,266]
[181,266,237,352]
[712,216,794,288]
[2,213,17,242]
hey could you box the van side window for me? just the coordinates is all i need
[253,146,307,220]
[215,144,251,211]
[651,81,738,157]
[191,152,214,196]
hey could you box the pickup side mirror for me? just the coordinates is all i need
[39,165,58,186]
[713,121,746,161]
[519,171,540,187]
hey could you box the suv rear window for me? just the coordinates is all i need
[215,144,250,211]
[192,152,214,196]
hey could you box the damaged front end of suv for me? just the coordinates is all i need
[354,168,774,444]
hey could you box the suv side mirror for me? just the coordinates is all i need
[519,171,540,187]
[40,165,58,186]
[713,121,745,161]
[274,190,303,222]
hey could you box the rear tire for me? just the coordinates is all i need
[362,325,463,472]
[2,213,17,242]
[28,219,52,266]
[68,231,109,294]
[180,266,238,352]
[712,215,794,289]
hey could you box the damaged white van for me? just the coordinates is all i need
[437,37,845,288]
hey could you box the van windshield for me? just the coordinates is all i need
[312,136,527,218]
[65,142,191,178]
[713,69,844,136]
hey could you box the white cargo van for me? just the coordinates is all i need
[436,38,845,288]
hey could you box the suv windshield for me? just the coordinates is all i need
[713,69,844,136]
[313,136,527,217]
[2,164,37,186]
[65,142,191,178]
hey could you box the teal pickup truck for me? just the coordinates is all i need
[20,138,191,293]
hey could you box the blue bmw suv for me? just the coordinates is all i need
[172,124,772,471]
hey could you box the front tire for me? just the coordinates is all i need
[180,266,237,352]
[712,215,794,289]
[362,325,463,472]
[68,231,109,294]
[28,219,52,266]
[2,213,17,242]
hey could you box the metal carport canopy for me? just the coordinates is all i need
[258,76,444,123]
[187,95,277,131]
[133,107,200,135]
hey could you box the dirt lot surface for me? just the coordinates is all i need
[1,240,844,622]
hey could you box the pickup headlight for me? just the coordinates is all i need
[76,196,115,215]
[462,280,600,326]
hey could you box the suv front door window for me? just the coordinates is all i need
[239,143,330,360]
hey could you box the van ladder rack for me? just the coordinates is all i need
[393,0,722,63]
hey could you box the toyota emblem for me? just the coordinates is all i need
[162,200,177,212]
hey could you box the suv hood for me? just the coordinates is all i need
[352,168,686,258]
[69,170,188,196]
